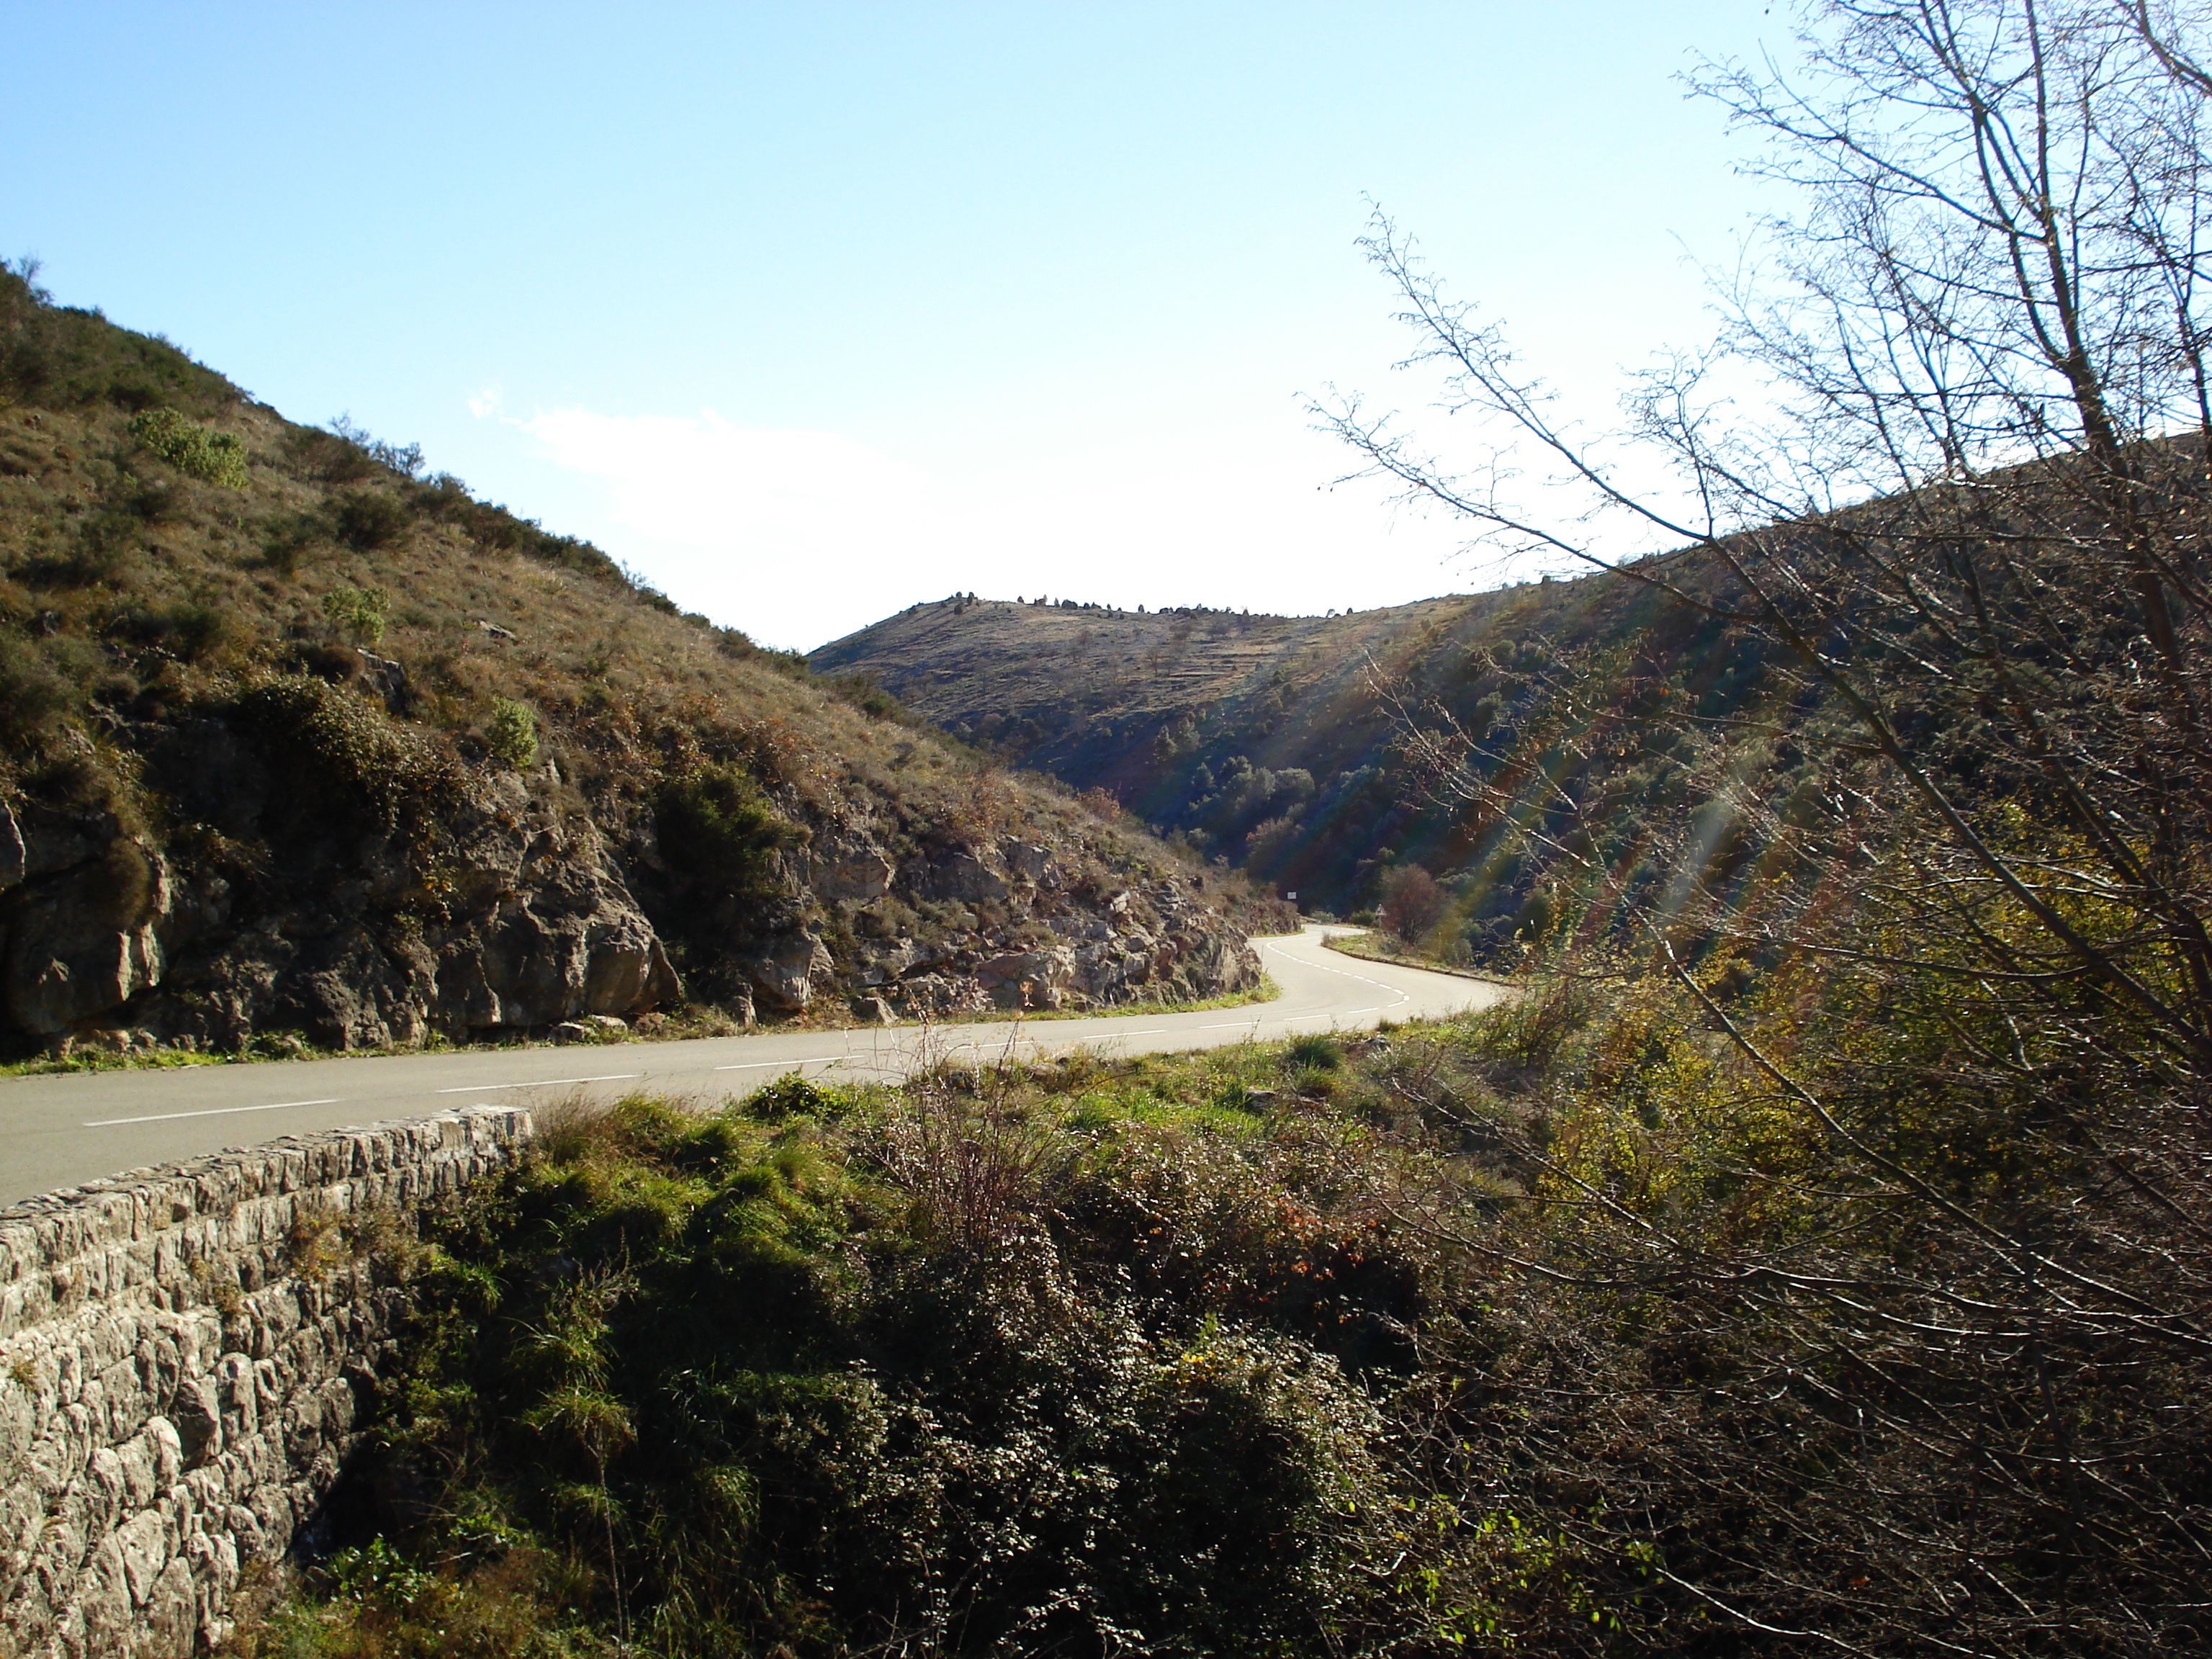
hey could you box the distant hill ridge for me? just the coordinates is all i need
[811,574,1717,940]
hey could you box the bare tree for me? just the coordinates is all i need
[1318,1,2212,1649]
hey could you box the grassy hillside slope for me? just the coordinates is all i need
[812,570,1764,961]
[0,266,1282,1062]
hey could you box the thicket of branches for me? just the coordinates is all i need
[1317,0,2212,1649]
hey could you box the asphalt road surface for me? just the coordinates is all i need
[1,927,1506,1205]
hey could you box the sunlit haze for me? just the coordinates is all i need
[3,1,1782,650]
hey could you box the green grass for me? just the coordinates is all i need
[1321,929,1506,981]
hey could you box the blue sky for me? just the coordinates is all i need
[4,1,1784,650]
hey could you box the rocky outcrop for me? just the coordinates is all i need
[0,1107,534,1659]
[0,690,1261,1056]
[4,840,169,1036]
[0,739,678,1056]
[742,928,835,1014]
[844,860,1261,1017]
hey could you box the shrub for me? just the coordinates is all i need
[126,407,247,488]
[349,1097,1403,1659]
[258,510,323,575]
[744,1072,842,1121]
[234,673,457,830]
[654,764,799,903]
[329,488,411,552]
[1284,1032,1343,1071]
[1377,863,1448,944]
[329,413,426,479]
[320,583,389,647]
[485,698,537,770]
[280,424,377,485]
[0,631,76,750]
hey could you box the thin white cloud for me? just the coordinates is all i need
[479,400,1503,652]
[503,406,953,648]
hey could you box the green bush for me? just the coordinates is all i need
[653,764,799,903]
[486,698,537,770]
[321,583,389,647]
[0,631,77,750]
[235,673,457,830]
[330,488,411,552]
[126,407,246,488]
[742,1072,845,1122]
[352,1094,1401,1658]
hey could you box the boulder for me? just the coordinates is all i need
[976,945,1077,1011]
[811,843,895,903]
[271,927,435,1050]
[912,845,1008,904]
[747,931,833,1013]
[583,925,678,1017]
[354,650,410,716]
[1002,840,1056,886]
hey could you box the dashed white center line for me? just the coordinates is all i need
[434,1073,642,1094]
[86,1097,339,1128]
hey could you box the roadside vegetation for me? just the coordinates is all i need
[228,901,2208,1657]
[720,1,2212,1650]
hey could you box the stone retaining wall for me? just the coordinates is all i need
[0,1107,534,1658]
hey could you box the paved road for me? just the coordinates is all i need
[0,927,1506,1205]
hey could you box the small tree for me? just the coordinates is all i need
[486,697,537,770]
[320,583,388,647]
[1375,863,1447,945]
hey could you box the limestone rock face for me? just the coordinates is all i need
[0,799,25,891]
[3,840,169,1035]
[0,736,680,1053]
[808,840,895,904]
[839,868,1262,1019]
[911,843,1008,904]
[747,930,835,1013]
[0,688,1262,1053]
[977,945,1079,1010]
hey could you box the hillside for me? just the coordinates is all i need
[811,570,1763,958]
[0,266,1280,1062]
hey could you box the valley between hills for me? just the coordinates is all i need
[9,4,2212,1642]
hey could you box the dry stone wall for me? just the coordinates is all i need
[0,1107,534,1658]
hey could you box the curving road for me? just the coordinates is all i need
[0,927,1506,1205]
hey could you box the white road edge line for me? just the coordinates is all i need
[86,1097,340,1128]
[434,1073,642,1094]
[714,1060,833,1071]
